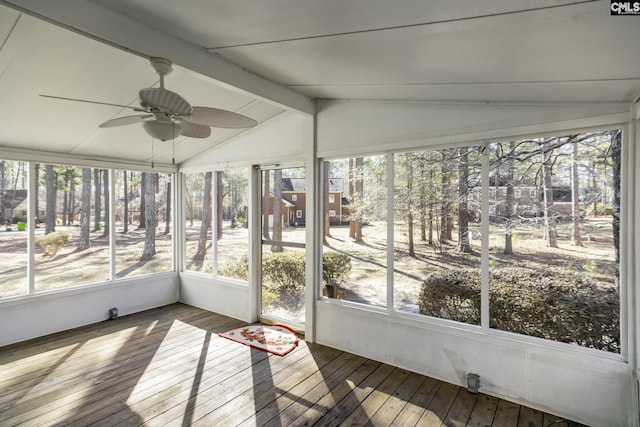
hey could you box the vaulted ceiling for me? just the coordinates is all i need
[0,0,638,166]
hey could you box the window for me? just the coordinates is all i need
[291,194,297,201]
[115,170,173,278]
[215,168,249,281]
[35,164,110,291]
[184,172,212,273]
[322,156,387,307]
[296,210,303,218]
[328,210,336,217]
[489,133,620,353]
[328,194,335,203]
[394,147,481,324]
[321,129,621,353]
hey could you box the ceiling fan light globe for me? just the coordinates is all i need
[143,120,182,141]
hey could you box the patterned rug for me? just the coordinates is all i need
[219,324,299,356]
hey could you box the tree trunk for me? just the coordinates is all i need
[141,172,156,260]
[504,142,515,254]
[139,171,146,229]
[93,168,101,231]
[457,147,472,252]
[323,161,331,243]
[34,163,39,224]
[611,131,621,290]
[195,172,212,259]
[62,181,68,226]
[45,164,56,234]
[262,170,270,240]
[102,169,109,236]
[354,157,364,242]
[123,170,129,233]
[164,180,171,235]
[428,168,434,245]
[272,169,283,252]
[440,155,450,243]
[216,171,223,240]
[78,168,91,250]
[349,158,356,239]
[571,138,583,246]
[542,145,558,248]
[405,155,416,257]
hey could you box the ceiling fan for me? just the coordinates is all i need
[41,57,257,141]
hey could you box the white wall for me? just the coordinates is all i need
[179,272,252,322]
[0,273,178,346]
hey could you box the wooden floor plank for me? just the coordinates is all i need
[0,303,585,427]
[441,389,478,426]
[467,394,499,427]
[492,399,520,427]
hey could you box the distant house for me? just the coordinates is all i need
[472,185,575,221]
[2,189,28,223]
[264,178,348,227]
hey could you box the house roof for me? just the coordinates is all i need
[0,1,638,166]
[283,178,343,192]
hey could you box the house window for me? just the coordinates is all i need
[291,194,297,201]
[514,188,521,198]
[328,210,336,217]
[328,194,335,203]
[296,210,303,218]
[529,189,537,198]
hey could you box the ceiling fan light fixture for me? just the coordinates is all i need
[143,120,182,141]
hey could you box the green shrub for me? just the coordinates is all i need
[322,252,352,285]
[218,255,249,280]
[419,267,620,352]
[262,251,306,293]
[35,231,71,256]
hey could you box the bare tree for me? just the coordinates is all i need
[262,170,271,240]
[570,137,583,246]
[102,169,109,236]
[93,168,101,231]
[140,172,157,260]
[123,170,129,233]
[195,172,212,259]
[323,161,331,243]
[503,142,515,254]
[349,157,364,242]
[138,171,146,229]
[541,144,558,247]
[164,179,171,235]
[272,168,283,252]
[216,171,223,240]
[78,168,92,250]
[457,147,472,252]
[45,164,56,234]
[611,130,621,290]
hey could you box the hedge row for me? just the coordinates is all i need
[218,251,351,295]
[419,268,620,352]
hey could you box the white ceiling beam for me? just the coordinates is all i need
[1,0,315,115]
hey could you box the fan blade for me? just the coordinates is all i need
[100,115,152,128]
[180,119,212,138]
[139,88,192,115]
[40,94,146,112]
[189,106,257,129]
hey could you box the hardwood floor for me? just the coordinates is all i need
[0,303,585,426]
